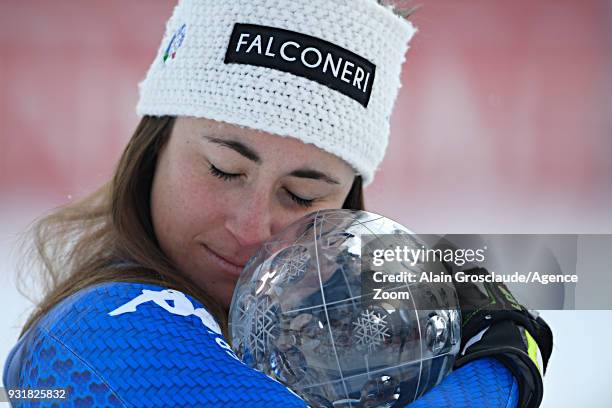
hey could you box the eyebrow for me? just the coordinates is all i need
[204,136,261,164]
[289,169,340,185]
[204,135,340,184]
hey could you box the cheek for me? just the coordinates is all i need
[270,197,347,237]
[151,154,225,253]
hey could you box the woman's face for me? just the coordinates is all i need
[151,117,355,309]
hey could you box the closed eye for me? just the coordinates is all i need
[284,188,314,208]
[209,164,242,181]
[210,163,315,208]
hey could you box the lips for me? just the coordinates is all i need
[200,243,246,277]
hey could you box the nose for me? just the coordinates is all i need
[225,190,274,250]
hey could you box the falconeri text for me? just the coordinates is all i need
[234,33,372,93]
[225,24,376,107]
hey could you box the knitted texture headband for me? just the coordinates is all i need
[137,0,417,185]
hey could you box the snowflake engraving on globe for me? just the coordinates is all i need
[229,210,461,408]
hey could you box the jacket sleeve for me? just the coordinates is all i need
[3,282,306,407]
[405,357,519,408]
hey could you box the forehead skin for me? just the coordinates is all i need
[174,117,356,181]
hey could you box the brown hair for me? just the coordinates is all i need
[377,0,420,17]
[18,115,365,338]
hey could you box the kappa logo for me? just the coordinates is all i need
[225,23,376,107]
[109,288,241,361]
[109,288,221,334]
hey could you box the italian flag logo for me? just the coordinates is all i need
[163,23,187,63]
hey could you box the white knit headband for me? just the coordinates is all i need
[137,0,417,185]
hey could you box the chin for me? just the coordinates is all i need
[218,284,236,310]
[190,272,235,310]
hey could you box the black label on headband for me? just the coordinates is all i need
[224,23,376,108]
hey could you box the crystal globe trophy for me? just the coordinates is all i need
[229,210,461,407]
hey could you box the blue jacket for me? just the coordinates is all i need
[3,282,519,407]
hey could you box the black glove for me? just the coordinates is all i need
[448,265,553,408]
